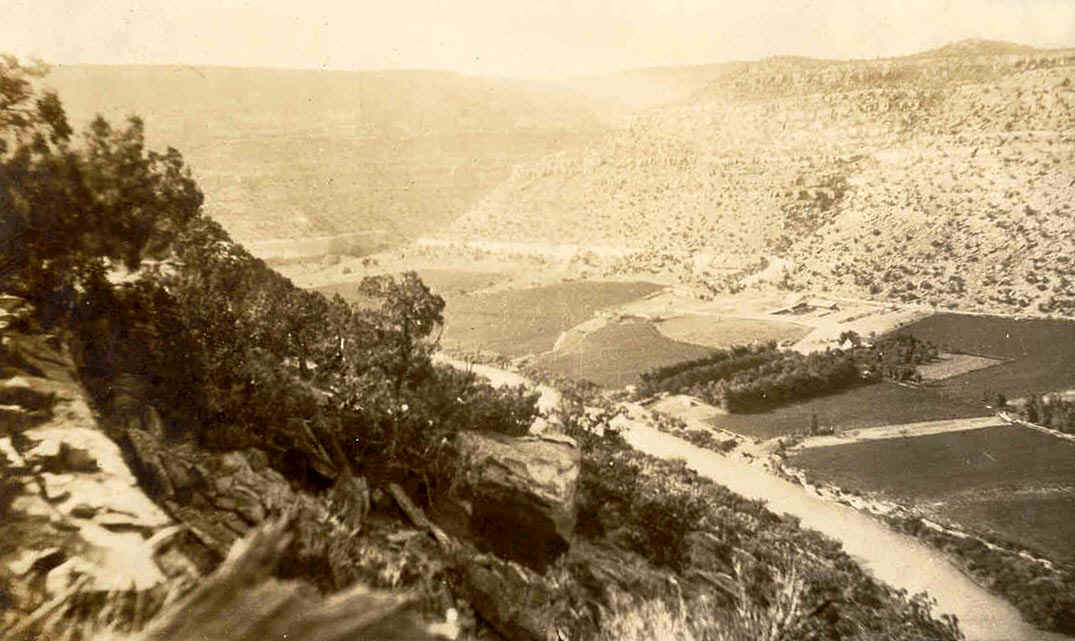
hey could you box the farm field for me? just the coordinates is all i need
[788,425,1075,561]
[316,268,508,302]
[917,353,1003,381]
[656,315,811,348]
[708,382,991,440]
[895,314,1075,403]
[943,492,1075,564]
[534,319,715,388]
[439,280,665,358]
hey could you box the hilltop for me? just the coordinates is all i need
[447,41,1075,315]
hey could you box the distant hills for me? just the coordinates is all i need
[916,38,1039,58]
[38,41,1075,316]
[42,65,616,250]
[448,41,1075,315]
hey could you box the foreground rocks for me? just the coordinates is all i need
[0,321,378,638]
[450,430,580,572]
[0,329,211,637]
[127,517,446,641]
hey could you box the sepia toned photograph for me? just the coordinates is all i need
[1,1,1074,639]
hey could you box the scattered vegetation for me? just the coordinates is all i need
[554,385,964,641]
[447,44,1075,316]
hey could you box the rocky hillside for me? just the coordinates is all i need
[448,41,1075,314]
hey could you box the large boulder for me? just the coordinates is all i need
[451,430,580,572]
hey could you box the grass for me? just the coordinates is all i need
[440,281,665,358]
[789,425,1075,561]
[708,382,990,440]
[894,314,1075,402]
[534,319,715,388]
[656,315,811,348]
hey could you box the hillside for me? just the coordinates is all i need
[40,65,611,252]
[448,41,1075,315]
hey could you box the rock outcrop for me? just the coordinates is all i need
[0,325,211,637]
[450,430,580,572]
[0,315,377,639]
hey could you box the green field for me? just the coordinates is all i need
[895,314,1075,403]
[789,425,1075,561]
[656,315,812,348]
[440,281,665,358]
[708,382,990,440]
[535,319,715,388]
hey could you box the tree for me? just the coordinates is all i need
[357,272,445,399]
[0,55,202,322]
[839,330,862,348]
[1025,395,1041,424]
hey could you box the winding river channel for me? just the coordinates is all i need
[439,356,1072,641]
[619,422,1070,641]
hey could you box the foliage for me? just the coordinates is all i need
[639,334,939,411]
[0,57,202,324]
[891,516,1075,634]
[639,343,781,392]
[554,395,962,640]
[1012,393,1075,435]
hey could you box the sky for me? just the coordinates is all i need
[4,0,1075,78]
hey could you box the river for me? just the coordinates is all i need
[440,356,1071,641]
[619,421,1071,641]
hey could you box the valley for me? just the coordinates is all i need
[298,221,1075,636]
[7,34,1075,641]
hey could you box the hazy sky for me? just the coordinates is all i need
[5,0,1075,77]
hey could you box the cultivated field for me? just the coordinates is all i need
[534,319,714,387]
[894,314,1075,402]
[788,425,1075,561]
[439,281,665,357]
[918,353,1004,381]
[655,315,811,348]
[317,269,508,303]
[708,382,991,440]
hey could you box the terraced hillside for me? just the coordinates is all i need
[449,40,1075,314]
